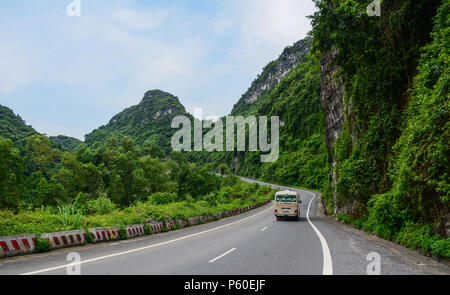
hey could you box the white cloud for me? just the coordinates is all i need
[0,43,37,97]
[215,0,316,70]
[113,8,169,29]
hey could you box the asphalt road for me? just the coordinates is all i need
[0,178,447,275]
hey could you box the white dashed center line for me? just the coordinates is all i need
[209,248,237,263]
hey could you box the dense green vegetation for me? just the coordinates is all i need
[0,130,273,236]
[311,0,449,257]
[0,174,272,236]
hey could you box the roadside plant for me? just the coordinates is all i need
[57,206,84,229]
[84,228,94,244]
[119,226,127,240]
[88,195,116,214]
[144,224,153,235]
[162,223,169,232]
[35,237,52,253]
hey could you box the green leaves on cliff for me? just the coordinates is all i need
[389,0,449,225]
[311,0,449,257]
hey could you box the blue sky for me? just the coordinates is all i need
[0,0,316,140]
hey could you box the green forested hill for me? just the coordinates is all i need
[49,135,82,151]
[85,90,191,152]
[0,105,38,148]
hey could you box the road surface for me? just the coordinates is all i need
[0,178,448,275]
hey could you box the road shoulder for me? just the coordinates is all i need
[317,195,450,275]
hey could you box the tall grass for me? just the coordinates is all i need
[57,206,84,229]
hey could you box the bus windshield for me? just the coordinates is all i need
[276,195,296,202]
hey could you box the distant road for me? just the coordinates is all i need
[0,178,448,275]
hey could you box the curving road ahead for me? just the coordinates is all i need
[0,178,448,275]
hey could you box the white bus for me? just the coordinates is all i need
[274,190,301,221]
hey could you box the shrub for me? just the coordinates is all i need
[162,223,169,232]
[73,192,90,214]
[57,206,84,229]
[144,224,152,235]
[88,196,116,214]
[84,229,95,244]
[35,237,52,253]
[364,193,405,240]
[148,192,178,205]
[430,239,450,259]
[119,227,127,240]
[337,214,351,224]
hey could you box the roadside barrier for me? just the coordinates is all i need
[150,221,164,233]
[125,224,145,238]
[0,234,36,258]
[165,218,176,229]
[88,227,120,243]
[0,199,272,259]
[188,216,200,225]
[176,219,189,228]
[41,230,86,249]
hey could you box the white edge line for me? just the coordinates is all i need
[306,192,333,275]
[21,205,273,275]
[209,248,237,263]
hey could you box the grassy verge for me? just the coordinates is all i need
[0,182,274,237]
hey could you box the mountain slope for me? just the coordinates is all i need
[231,38,312,116]
[0,105,38,149]
[85,90,191,152]
[49,135,82,151]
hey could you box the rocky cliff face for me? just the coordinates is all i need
[319,49,345,215]
[231,38,312,115]
[320,49,345,151]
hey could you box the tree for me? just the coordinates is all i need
[25,134,54,178]
[138,156,169,194]
[141,139,165,159]
[0,138,24,209]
